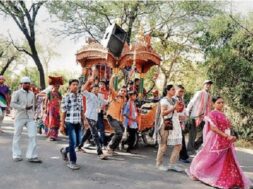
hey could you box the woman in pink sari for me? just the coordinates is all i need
[186,96,252,189]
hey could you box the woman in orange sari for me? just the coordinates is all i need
[44,85,62,141]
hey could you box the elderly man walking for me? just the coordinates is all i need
[186,80,213,154]
[11,76,42,163]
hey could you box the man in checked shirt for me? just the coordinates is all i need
[60,79,84,170]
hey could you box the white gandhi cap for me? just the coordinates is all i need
[20,76,31,83]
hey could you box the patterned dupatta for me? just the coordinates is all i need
[203,111,232,152]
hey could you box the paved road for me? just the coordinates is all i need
[0,117,252,189]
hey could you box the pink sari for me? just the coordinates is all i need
[189,110,252,189]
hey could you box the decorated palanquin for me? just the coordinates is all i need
[118,31,161,132]
[76,41,116,81]
[75,31,161,138]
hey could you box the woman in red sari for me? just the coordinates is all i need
[186,96,252,189]
[44,85,62,141]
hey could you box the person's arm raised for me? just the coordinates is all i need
[82,66,98,92]
[82,76,94,92]
[109,74,117,98]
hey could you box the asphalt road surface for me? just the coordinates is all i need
[0,117,252,189]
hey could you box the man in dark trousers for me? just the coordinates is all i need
[175,85,190,163]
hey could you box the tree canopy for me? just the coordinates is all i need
[47,0,221,86]
[196,13,253,140]
[0,1,46,88]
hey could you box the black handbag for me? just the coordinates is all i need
[163,117,173,130]
[163,98,175,130]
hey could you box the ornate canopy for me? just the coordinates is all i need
[76,41,117,68]
[76,32,161,74]
[118,33,161,74]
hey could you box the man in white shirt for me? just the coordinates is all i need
[11,77,42,163]
[186,80,212,154]
[78,76,108,160]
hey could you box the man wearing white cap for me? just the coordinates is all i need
[186,80,213,154]
[10,76,42,163]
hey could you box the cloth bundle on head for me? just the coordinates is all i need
[48,76,64,85]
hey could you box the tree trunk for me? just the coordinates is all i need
[0,56,16,75]
[33,55,45,89]
[163,74,168,89]
[126,3,139,44]
[29,41,45,89]
[0,1,46,89]
[146,81,156,95]
[126,16,135,44]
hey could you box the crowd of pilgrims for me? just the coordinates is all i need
[0,65,252,188]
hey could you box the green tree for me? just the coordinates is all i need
[196,13,253,140]
[47,1,160,43]
[0,39,17,75]
[47,0,221,90]
[0,1,46,89]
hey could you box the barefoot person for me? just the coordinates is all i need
[11,77,42,163]
[186,96,252,189]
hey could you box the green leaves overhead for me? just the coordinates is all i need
[197,13,253,139]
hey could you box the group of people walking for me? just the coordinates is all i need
[0,69,252,188]
[53,70,140,169]
[154,80,252,188]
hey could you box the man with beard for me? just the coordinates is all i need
[11,77,42,163]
